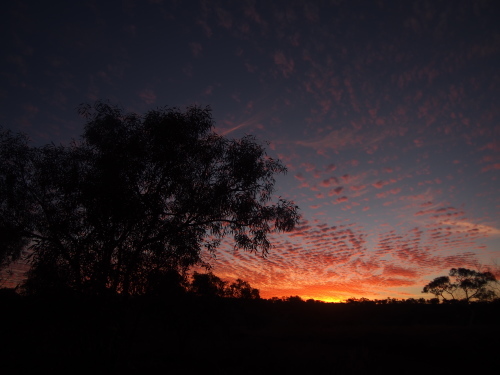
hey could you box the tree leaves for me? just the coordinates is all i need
[1,102,300,296]
[422,268,497,302]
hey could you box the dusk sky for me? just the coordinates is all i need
[2,0,499,301]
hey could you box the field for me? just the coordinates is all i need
[1,293,499,374]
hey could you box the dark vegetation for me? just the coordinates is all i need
[0,102,299,296]
[1,103,499,373]
[1,284,500,375]
[422,267,497,302]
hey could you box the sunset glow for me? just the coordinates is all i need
[2,0,499,301]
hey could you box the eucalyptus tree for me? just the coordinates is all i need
[422,268,496,303]
[0,102,300,296]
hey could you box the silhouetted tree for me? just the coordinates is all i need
[142,268,188,298]
[0,130,31,272]
[227,278,260,299]
[1,102,300,296]
[422,268,496,303]
[190,272,227,297]
[284,295,304,303]
[422,276,457,301]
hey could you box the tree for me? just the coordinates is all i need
[449,267,496,302]
[422,276,458,301]
[1,102,300,296]
[189,272,228,298]
[0,130,32,272]
[422,268,496,303]
[227,278,260,299]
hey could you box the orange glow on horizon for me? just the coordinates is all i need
[305,295,343,303]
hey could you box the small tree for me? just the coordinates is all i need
[190,272,227,298]
[422,276,458,301]
[227,278,260,299]
[422,268,496,303]
[0,102,300,296]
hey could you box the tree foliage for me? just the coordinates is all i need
[190,272,228,298]
[227,278,260,299]
[0,102,300,296]
[189,272,260,299]
[422,268,497,302]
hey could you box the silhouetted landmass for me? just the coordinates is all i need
[1,289,499,374]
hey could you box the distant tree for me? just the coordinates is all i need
[284,295,304,303]
[346,297,375,304]
[422,276,458,301]
[422,268,496,303]
[227,278,260,299]
[142,268,188,298]
[0,102,300,296]
[190,272,227,298]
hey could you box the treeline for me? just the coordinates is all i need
[2,270,260,300]
[2,277,499,374]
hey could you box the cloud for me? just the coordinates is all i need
[216,7,233,29]
[319,177,338,187]
[273,51,294,78]
[376,188,401,199]
[139,89,156,104]
[328,187,343,196]
[440,220,500,237]
[189,42,203,57]
[296,127,359,152]
[382,265,418,278]
[334,196,348,204]
[372,180,389,189]
[294,173,306,182]
[296,126,391,155]
[481,163,500,172]
[217,112,267,136]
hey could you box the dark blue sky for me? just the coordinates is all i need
[2,0,499,300]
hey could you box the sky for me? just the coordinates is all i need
[2,0,499,301]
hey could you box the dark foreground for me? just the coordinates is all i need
[1,293,499,375]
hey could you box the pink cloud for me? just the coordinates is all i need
[480,141,500,152]
[350,185,367,192]
[335,196,348,204]
[382,265,418,278]
[274,51,294,78]
[325,163,336,172]
[376,188,401,199]
[372,180,389,189]
[216,7,232,29]
[294,173,306,182]
[319,177,338,187]
[414,138,424,147]
[189,42,202,57]
[138,89,156,104]
[301,162,316,172]
[328,187,344,196]
[414,206,457,216]
[481,163,500,172]
[244,62,257,73]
